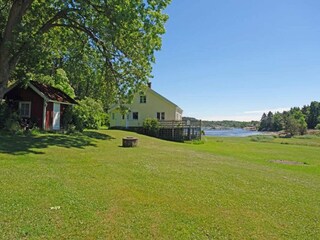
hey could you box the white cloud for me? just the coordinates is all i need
[244,107,290,114]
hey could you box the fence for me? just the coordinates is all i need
[151,120,202,142]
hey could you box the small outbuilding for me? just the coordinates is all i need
[3,81,77,130]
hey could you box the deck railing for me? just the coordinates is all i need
[155,120,202,142]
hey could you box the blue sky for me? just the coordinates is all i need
[151,0,320,121]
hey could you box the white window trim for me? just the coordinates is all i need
[19,101,31,118]
[139,95,147,104]
[157,112,165,120]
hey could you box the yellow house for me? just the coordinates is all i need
[109,84,183,128]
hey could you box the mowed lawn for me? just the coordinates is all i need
[0,130,319,239]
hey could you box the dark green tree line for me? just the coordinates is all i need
[259,101,320,135]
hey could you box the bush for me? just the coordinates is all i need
[250,135,275,142]
[0,101,21,133]
[0,101,8,129]
[143,118,159,136]
[316,123,320,130]
[62,98,107,132]
[283,110,307,136]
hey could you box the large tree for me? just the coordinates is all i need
[0,0,171,100]
[307,101,320,129]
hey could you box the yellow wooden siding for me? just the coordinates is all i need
[109,88,182,128]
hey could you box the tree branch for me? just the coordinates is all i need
[37,8,80,34]
[2,0,34,43]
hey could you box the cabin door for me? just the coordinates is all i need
[53,103,61,130]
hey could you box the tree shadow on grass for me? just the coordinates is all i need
[0,131,114,155]
[82,131,114,140]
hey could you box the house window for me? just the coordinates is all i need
[132,112,139,120]
[140,95,146,103]
[112,113,115,120]
[157,112,165,120]
[19,102,31,118]
[122,114,125,120]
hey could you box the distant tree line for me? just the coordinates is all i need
[259,101,320,136]
[182,117,259,129]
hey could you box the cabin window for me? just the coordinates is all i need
[133,112,139,120]
[112,113,115,120]
[140,95,146,103]
[122,114,125,120]
[19,101,31,118]
[157,112,165,120]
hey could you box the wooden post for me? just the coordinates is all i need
[200,120,202,140]
[172,121,174,140]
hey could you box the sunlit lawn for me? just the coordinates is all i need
[0,130,319,239]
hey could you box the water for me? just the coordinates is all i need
[204,128,263,137]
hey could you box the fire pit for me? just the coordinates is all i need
[122,137,138,147]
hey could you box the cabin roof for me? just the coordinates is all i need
[5,81,77,104]
[29,81,77,104]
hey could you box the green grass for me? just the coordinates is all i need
[0,130,319,239]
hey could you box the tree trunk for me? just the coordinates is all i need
[0,0,34,99]
[0,58,10,99]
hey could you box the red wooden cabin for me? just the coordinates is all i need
[4,81,77,130]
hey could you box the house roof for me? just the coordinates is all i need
[29,81,77,104]
[5,81,77,105]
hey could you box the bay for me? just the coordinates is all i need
[204,128,263,137]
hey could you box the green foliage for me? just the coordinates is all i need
[61,105,75,132]
[72,98,107,131]
[272,112,284,131]
[259,111,275,131]
[0,0,172,105]
[0,101,21,133]
[283,109,307,136]
[316,123,320,130]
[307,101,320,129]
[0,101,8,129]
[250,135,275,142]
[259,101,320,133]
[258,113,268,131]
[143,118,160,136]
[27,68,75,98]
[53,69,75,98]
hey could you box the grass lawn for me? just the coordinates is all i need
[0,130,319,239]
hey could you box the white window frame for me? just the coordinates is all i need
[140,95,147,103]
[157,112,165,120]
[19,101,31,118]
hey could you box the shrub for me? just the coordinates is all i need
[0,101,21,133]
[143,118,159,136]
[62,98,107,132]
[283,110,307,136]
[0,101,8,129]
[316,123,320,130]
